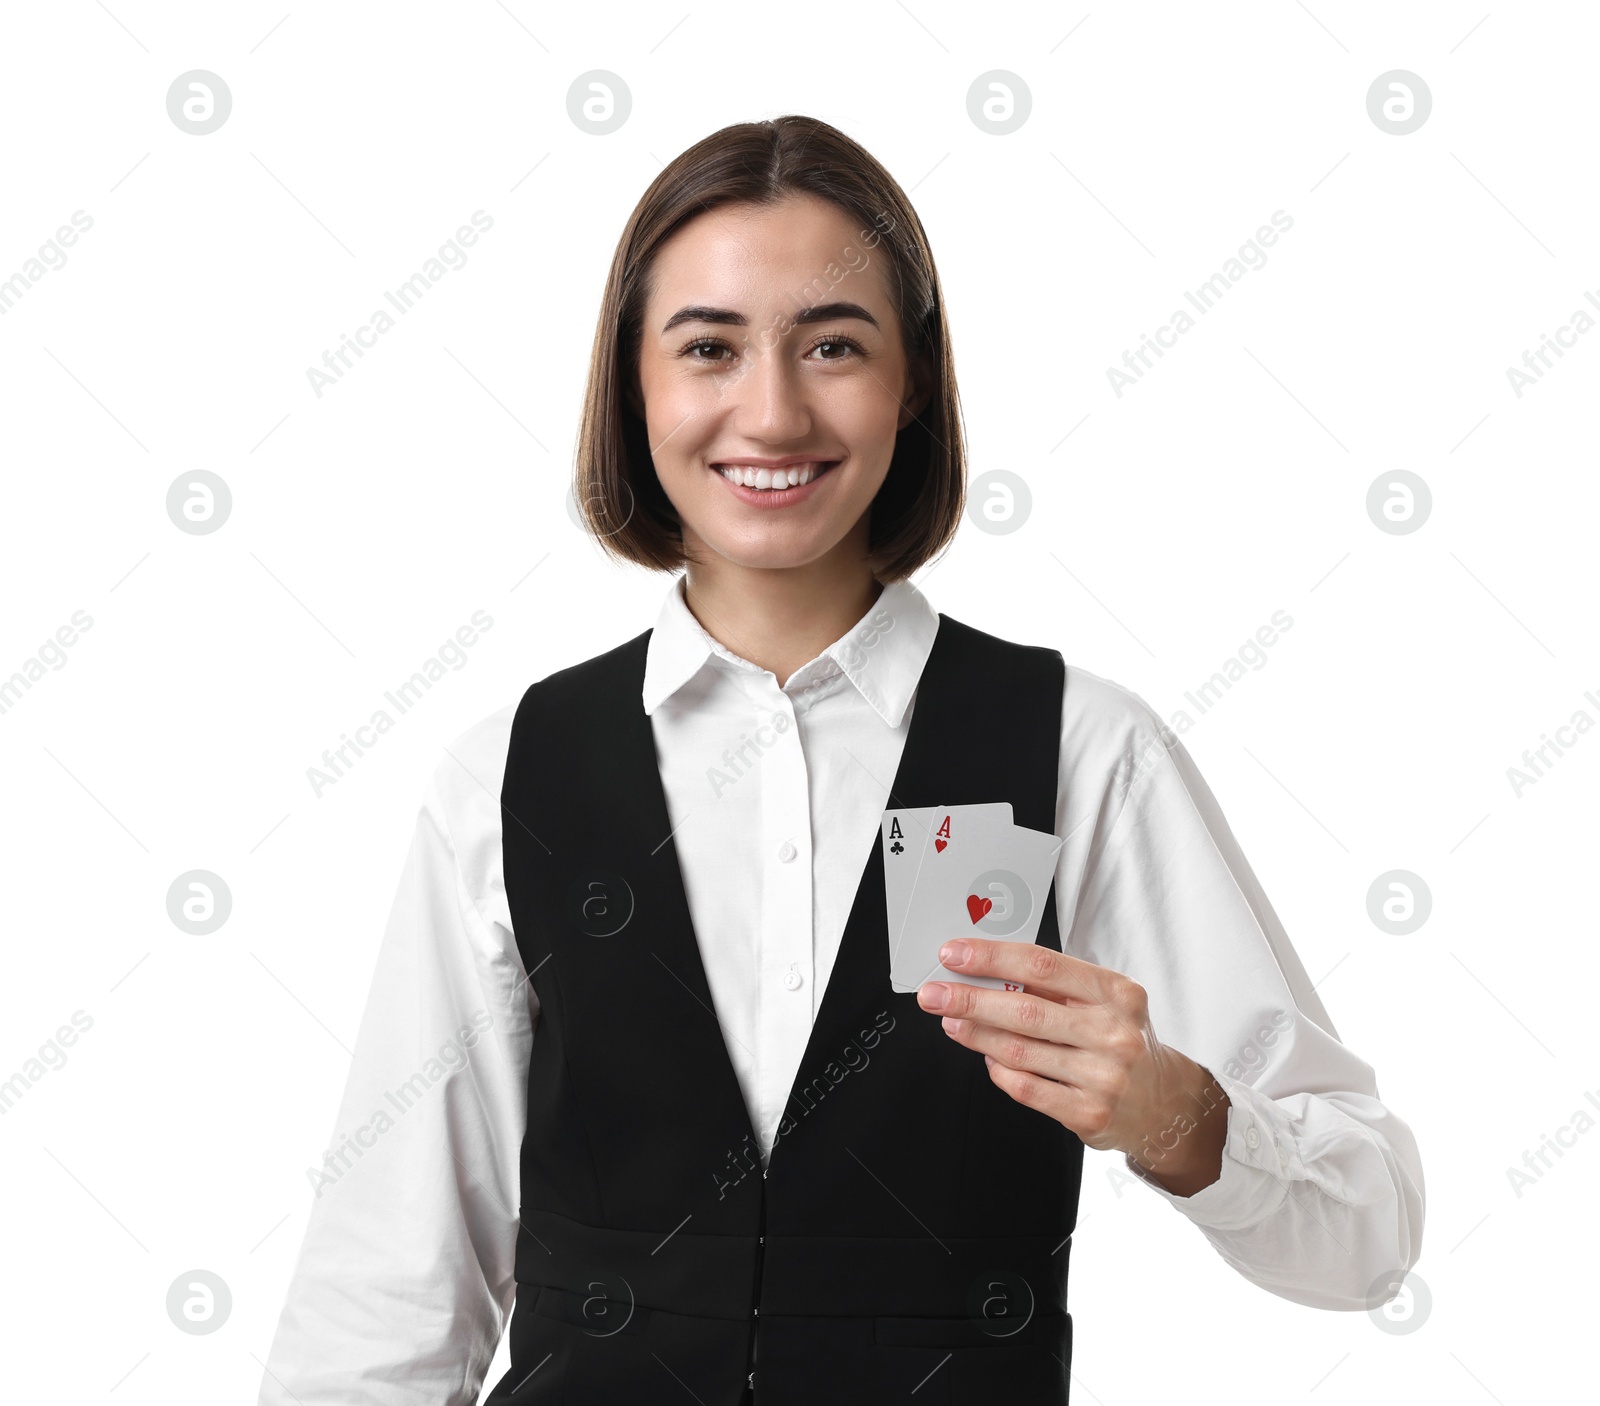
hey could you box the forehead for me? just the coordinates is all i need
[646,193,889,315]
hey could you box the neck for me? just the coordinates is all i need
[679,556,885,689]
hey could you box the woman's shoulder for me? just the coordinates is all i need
[508,628,654,718]
[417,699,519,848]
[432,627,654,797]
[926,610,1176,786]
[444,698,520,773]
[419,624,644,827]
[1061,659,1165,727]
[1058,659,1179,787]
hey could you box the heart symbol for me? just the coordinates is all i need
[934,838,947,853]
[966,894,992,925]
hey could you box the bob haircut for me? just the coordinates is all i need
[574,114,966,584]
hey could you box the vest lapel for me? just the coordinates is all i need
[622,614,960,1179]
[610,631,767,1168]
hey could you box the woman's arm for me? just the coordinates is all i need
[1061,696,1425,1310]
[1068,694,1420,1311]
[922,671,1424,1310]
[255,709,533,1404]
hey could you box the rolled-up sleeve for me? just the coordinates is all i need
[256,710,532,1404]
[1061,692,1425,1310]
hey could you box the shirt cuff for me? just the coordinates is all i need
[1122,1069,1303,1232]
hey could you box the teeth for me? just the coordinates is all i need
[715,462,831,489]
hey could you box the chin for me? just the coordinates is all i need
[698,530,840,573]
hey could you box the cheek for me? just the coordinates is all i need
[640,372,719,448]
[826,376,905,440]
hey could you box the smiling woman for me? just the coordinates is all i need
[574,118,963,603]
[257,114,1424,1406]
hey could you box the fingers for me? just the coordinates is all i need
[937,936,1122,1007]
[944,1015,1128,1095]
[918,972,1125,1051]
[980,1057,1117,1145]
[922,938,1150,1041]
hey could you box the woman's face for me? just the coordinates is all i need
[633,192,929,576]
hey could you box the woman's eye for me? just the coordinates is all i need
[685,339,731,361]
[809,336,865,361]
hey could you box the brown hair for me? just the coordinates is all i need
[574,114,965,583]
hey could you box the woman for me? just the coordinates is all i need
[258,116,1424,1406]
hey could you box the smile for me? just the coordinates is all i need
[712,460,840,491]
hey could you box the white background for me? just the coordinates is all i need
[1,1,1594,1401]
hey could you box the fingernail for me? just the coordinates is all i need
[940,941,969,966]
[919,982,949,1009]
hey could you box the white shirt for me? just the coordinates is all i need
[256,574,1426,1406]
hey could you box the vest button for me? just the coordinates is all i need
[782,969,802,991]
[777,840,797,862]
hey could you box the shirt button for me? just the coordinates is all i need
[1244,1125,1260,1151]
[777,841,797,862]
[783,969,803,991]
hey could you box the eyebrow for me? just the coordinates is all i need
[660,301,880,335]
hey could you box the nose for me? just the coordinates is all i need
[723,335,813,443]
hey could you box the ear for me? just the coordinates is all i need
[896,348,936,430]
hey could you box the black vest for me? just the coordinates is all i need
[484,613,1084,1405]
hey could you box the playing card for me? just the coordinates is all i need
[886,803,1011,980]
[881,805,942,973]
[891,808,1063,993]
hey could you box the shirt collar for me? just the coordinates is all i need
[641,573,939,729]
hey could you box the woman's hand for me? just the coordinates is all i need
[917,937,1231,1197]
